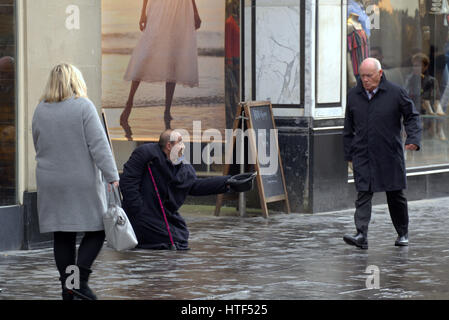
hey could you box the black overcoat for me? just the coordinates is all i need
[343,75,422,192]
[120,143,230,250]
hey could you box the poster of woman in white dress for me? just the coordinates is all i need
[102,0,233,143]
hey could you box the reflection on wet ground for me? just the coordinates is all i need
[1,197,449,300]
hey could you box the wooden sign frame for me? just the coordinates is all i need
[215,101,290,218]
[102,109,115,154]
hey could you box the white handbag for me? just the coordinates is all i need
[103,185,138,251]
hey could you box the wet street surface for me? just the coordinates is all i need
[1,197,449,300]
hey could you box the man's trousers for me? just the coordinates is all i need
[354,190,409,238]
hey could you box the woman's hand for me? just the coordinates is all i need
[139,14,147,31]
[108,181,119,192]
[192,0,201,30]
[194,13,201,30]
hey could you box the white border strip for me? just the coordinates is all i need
[348,168,449,183]
[407,168,449,177]
[312,126,344,131]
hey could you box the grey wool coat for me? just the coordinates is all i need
[32,97,119,233]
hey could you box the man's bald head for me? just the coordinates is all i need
[159,129,173,148]
[159,129,182,149]
[360,58,382,72]
[159,129,184,163]
[359,58,383,92]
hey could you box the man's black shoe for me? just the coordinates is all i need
[343,232,368,249]
[395,234,409,246]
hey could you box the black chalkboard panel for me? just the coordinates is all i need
[215,101,290,218]
[248,105,285,199]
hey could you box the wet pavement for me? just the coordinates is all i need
[1,196,449,300]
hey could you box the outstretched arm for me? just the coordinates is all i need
[189,174,231,196]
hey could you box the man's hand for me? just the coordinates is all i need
[405,144,418,151]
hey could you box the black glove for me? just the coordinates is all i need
[225,172,257,192]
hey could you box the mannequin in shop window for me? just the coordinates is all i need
[348,0,371,37]
[347,12,369,88]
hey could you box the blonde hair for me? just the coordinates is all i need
[40,63,87,103]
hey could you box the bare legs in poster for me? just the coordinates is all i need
[120,81,177,139]
[165,82,176,125]
[120,80,139,140]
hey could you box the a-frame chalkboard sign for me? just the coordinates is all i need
[215,101,290,218]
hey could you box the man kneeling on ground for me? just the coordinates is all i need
[120,129,252,250]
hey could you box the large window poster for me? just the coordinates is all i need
[101,0,239,146]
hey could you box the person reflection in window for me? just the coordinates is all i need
[405,53,445,116]
[405,53,446,140]
[438,35,449,115]
[370,46,390,70]
[0,56,15,204]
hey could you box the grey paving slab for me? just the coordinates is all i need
[1,197,449,300]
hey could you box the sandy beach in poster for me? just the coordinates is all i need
[101,0,225,141]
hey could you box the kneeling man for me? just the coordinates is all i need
[120,129,251,250]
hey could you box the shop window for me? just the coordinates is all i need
[244,0,304,107]
[0,0,16,205]
[347,0,449,169]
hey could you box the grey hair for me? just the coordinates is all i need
[372,58,382,71]
[362,57,382,71]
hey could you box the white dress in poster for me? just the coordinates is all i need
[124,0,200,87]
[102,0,226,141]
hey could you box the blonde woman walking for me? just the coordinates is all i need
[32,63,119,300]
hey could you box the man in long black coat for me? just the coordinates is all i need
[120,130,231,250]
[343,58,422,249]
